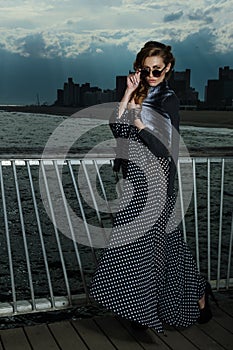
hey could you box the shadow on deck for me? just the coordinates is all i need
[0,292,233,350]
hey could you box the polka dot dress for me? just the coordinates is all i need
[89,111,206,333]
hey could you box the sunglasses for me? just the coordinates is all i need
[140,65,167,78]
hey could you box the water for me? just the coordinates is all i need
[0,110,232,326]
[0,110,233,151]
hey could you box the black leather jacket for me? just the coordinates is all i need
[110,80,180,195]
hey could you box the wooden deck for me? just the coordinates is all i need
[0,293,232,350]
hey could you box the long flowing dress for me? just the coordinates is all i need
[89,80,206,333]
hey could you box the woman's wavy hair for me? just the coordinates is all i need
[131,41,175,104]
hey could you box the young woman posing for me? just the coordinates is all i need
[90,41,214,333]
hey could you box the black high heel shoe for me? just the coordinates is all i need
[198,281,218,324]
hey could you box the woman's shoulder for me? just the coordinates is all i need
[162,90,180,110]
[160,81,179,103]
[161,85,180,124]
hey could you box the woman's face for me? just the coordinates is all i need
[141,55,171,87]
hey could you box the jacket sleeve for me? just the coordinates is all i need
[138,127,170,157]
[162,94,180,195]
[109,104,131,139]
[109,104,131,177]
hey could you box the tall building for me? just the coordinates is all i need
[55,77,80,107]
[219,66,233,80]
[116,76,127,101]
[169,69,199,107]
[63,78,75,106]
[56,89,64,106]
[55,78,116,107]
[205,66,233,109]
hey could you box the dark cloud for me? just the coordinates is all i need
[0,43,133,105]
[204,4,223,15]
[188,11,213,24]
[16,33,48,58]
[164,10,183,22]
[0,48,63,104]
[172,28,233,99]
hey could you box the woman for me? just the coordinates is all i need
[90,41,213,333]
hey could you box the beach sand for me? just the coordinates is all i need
[0,105,233,128]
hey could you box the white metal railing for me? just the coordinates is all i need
[0,155,232,317]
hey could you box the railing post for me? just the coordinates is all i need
[226,212,233,290]
[93,159,114,223]
[12,160,36,311]
[177,159,187,242]
[207,158,211,283]
[217,159,225,290]
[192,158,200,271]
[39,160,72,305]
[26,160,55,308]
[0,161,17,313]
[67,160,98,264]
[53,160,90,302]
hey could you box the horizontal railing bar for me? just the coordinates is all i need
[0,156,233,166]
[0,294,87,317]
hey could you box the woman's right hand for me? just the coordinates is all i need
[118,71,140,118]
[126,71,141,92]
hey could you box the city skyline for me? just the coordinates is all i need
[0,1,232,105]
[54,65,233,108]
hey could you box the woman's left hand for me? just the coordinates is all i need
[127,100,146,130]
[134,118,145,130]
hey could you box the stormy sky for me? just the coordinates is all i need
[0,0,232,104]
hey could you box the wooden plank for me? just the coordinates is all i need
[0,328,31,350]
[154,327,199,350]
[213,293,233,310]
[212,304,233,333]
[117,316,171,350]
[72,318,116,350]
[94,316,144,350]
[218,302,233,318]
[197,319,233,350]
[178,325,225,350]
[24,324,59,350]
[49,321,88,350]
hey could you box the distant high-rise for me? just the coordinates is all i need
[116,76,127,101]
[205,66,233,108]
[56,89,64,106]
[55,78,116,107]
[63,77,79,106]
[169,69,199,106]
[219,66,233,81]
